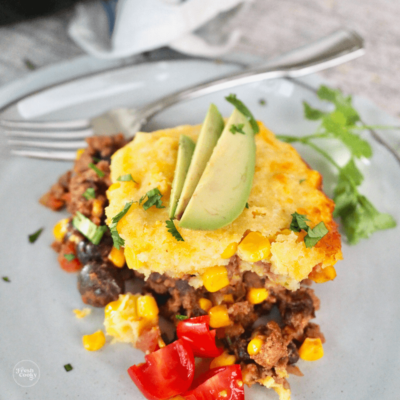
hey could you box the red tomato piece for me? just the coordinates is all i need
[58,242,82,273]
[183,365,244,400]
[177,316,224,358]
[128,339,195,400]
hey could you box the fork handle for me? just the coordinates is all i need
[135,29,364,131]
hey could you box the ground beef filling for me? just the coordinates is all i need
[44,134,325,391]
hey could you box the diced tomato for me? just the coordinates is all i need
[177,316,224,358]
[183,365,244,400]
[128,339,195,400]
[58,242,82,273]
[39,192,65,211]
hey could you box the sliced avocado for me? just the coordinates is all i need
[179,108,256,230]
[169,135,195,218]
[174,104,224,219]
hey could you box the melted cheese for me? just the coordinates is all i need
[106,122,342,290]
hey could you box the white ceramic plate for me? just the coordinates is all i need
[1,60,400,400]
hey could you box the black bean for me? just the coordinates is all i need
[77,262,124,307]
[76,234,113,264]
[287,341,300,364]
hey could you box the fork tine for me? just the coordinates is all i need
[8,139,87,150]
[11,149,76,161]
[0,119,91,130]
[4,128,94,139]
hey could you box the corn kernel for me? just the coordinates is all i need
[309,266,337,283]
[137,295,159,319]
[53,218,69,242]
[247,288,269,304]
[108,182,121,192]
[237,232,271,263]
[68,234,81,244]
[210,351,237,369]
[76,148,85,160]
[209,305,231,328]
[299,338,324,361]
[247,337,264,356]
[108,247,125,268]
[125,247,144,270]
[158,337,166,348]
[199,298,213,312]
[219,390,228,398]
[92,199,103,218]
[223,294,234,303]
[202,266,230,292]
[73,308,91,319]
[82,330,106,351]
[236,380,243,388]
[221,243,238,259]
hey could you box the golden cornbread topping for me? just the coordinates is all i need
[106,122,342,290]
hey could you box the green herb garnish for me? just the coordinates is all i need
[226,336,232,346]
[289,212,328,248]
[176,315,189,320]
[117,174,137,183]
[88,163,105,178]
[299,179,306,184]
[259,99,266,106]
[92,157,101,163]
[229,123,245,135]
[28,228,43,243]
[24,58,37,70]
[72,212,107,245]
[166,219,184,242]
[64,254,76,262]
[109,201,133,249]
[140,188,165,211]
[2,277,10,282]
[225,94,259,134]
[83,187,96,200]
[64,364,73,372]
[278,85,396,244]
[245,203,249,209]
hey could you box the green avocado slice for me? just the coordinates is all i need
[169,135,195,218]
[174,104,224,219]
[179,108,256,230]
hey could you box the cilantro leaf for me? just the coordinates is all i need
[64,364,73,372]
[166,219,184,242]
[176,314,189,320]
[88,163,105,178]
[340,159,364,186]
[29,228,43,243]
[303,101,325,120]
[117,174,137,183]
[225,94,259,134]
[229,123,245,134]
[109,201,133,249]
[290,212,309,232]
[24,58,37,70]
[140,188,165,211]
[245,202,249,209]
[64,254,76,262]
[259,99,266,106]
[339,195,396,245]
[73,212,107,245]
[304,222,329,248]
[2,276,10,282]
[83,187,96,200]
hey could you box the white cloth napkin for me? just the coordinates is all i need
[68,0,251,59]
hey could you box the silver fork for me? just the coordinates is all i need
[2,29,364,161]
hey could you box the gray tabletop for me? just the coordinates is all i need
[0,0,399,116]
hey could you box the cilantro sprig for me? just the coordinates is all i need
[225,94,259,134]
[166,219,184,242]
[117,174,137,183]
[278,85,396,245]
[64,254,76,262]
[28,228,43,243]
[289,212,328,248]
[175,314,189,320]
[83,187,95,200]
[109,201,133,249]
[139,188,165,211]
[88,163,105,178]
[229,123,245,135]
